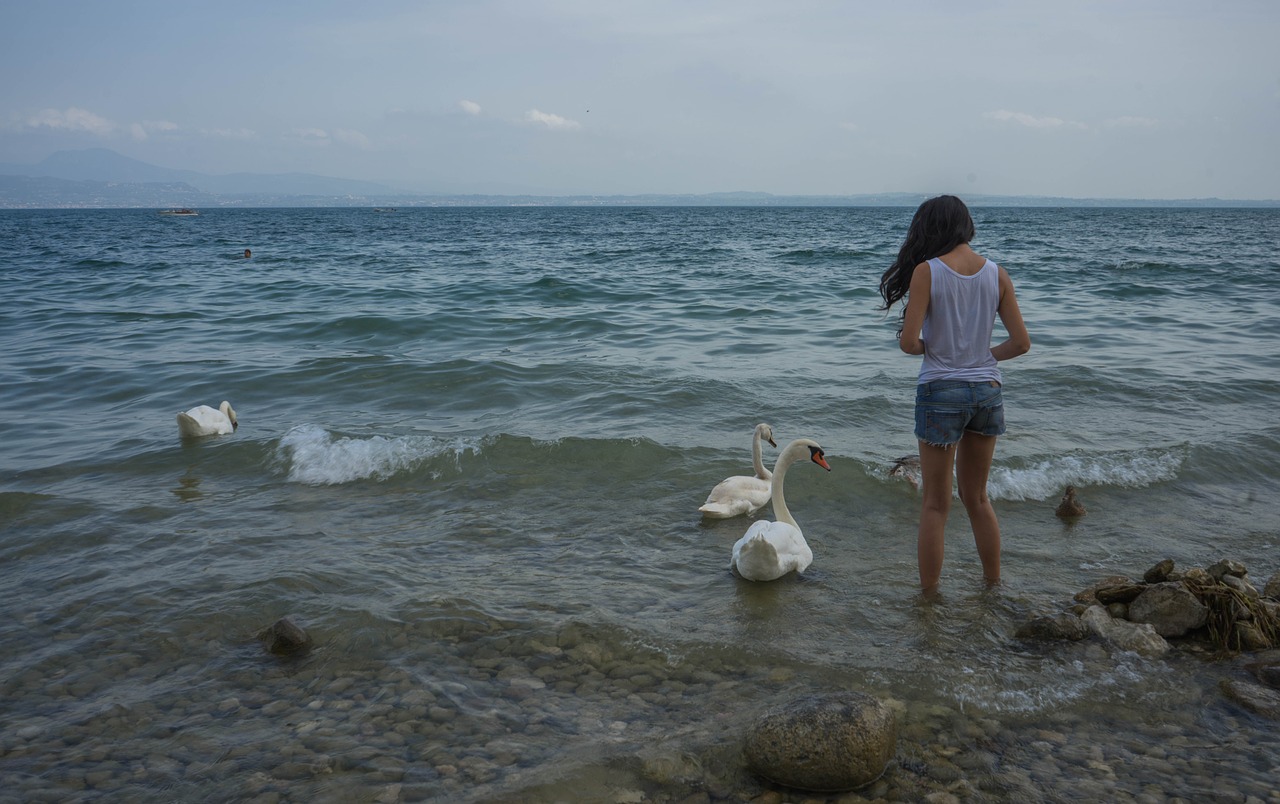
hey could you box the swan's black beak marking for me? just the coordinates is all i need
[767,437,777,448]
[809,446,831,471]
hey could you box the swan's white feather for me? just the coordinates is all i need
[699,423,775,519]
[177,401,238,438]
[730,520,813,581]
[699,475,771,518]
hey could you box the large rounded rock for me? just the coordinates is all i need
[1264,572,1280,599]
[1016,612,1089,641]
[743,692,896,792]
[1128,582,1208,638]
[1221,678,1280,720]
[1095,582,1147,605]
[258,616,314,657]
[1081,605,1170,656]
[1143,558,1176,584]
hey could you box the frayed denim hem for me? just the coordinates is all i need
[918,438,957,450]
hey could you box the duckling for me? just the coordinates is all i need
[1055,485,1087,518]
[888,454,921,490]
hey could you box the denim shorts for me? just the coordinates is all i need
[914,380,1006,447]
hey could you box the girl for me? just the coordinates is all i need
[879,196,1030,596]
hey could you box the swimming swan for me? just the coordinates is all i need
[729,438,831,581]
[177,401,238,438]
[699,423,777,519]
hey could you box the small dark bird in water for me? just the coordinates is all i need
[889,454,921,490]
[1055,485,1087,518]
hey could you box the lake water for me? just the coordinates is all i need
[1,205,1278,802]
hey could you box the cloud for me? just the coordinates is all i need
[25,107,114,136]
[985,109,1083,129]
[130,120,180,141]
[459,99,482,116]
[205,127,257,140]
[1104,116,1159,128]
[333,129,371,148]
[283,127,370,148]
[289,127,332,144]
[523,109,580,131]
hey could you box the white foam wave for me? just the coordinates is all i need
[278,424,480,485]
[949,653,1161,714]
[988,448,1184,502]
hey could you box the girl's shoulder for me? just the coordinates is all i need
[909,259,933,290]
[976,255,1006,279]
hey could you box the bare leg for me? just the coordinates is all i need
[956,431,1001,585]
[916,440,956,595]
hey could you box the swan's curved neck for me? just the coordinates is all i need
[753,431,771,480]
[770,445,805,527]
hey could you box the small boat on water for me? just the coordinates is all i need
[159,208,199,216]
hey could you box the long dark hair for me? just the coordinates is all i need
[878,195,976,318]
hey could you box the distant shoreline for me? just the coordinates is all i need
[4,149,1276,209]
[2,192,1278,210]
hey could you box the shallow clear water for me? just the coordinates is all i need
[1,206,1278,801]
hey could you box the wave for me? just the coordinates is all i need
[774,247,870,263]
[0,491,58,519]
[947,651,1165,714]
[271,427,695,488]
[275,424,483,485]
[988,447,1185,501]
[269,425,1188,504]
[71,258,131,270]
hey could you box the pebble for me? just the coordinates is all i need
[3,620,1277,803]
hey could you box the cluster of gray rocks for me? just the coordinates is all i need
[1017,557,1280,720]
[244,569,1280,798]
[737,558,1280,796]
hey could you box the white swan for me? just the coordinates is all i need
[177,401,238,438]
[730,438,831,581]
[699,423,777,518]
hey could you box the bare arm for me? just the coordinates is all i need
[990,266,1030,361]
[898,262,930,355]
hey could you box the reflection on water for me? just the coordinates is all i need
[172,470,202,502]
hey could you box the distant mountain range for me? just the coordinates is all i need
[0,148,1276,208]
[0,148,402,207]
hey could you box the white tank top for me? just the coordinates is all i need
[918,257,1002,384]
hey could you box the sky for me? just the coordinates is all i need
[1,0,1277,199]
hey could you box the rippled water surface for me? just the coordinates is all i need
[1,206,1278,802]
